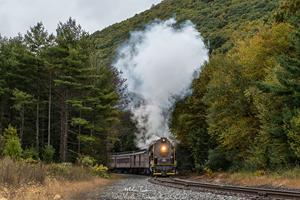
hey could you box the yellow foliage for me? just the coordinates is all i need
[230,23,294,81]
[254,170,267,176]
[204,23,295,163]
[91,164,109,178]
[203,167,214,178]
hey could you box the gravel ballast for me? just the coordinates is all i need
[96,175,249,200]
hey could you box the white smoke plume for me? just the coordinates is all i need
[114,18,208,149]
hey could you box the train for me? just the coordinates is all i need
[109,137,176,176]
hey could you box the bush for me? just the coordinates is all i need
[92,164,109,178]
[77,155,96,167]
[3,125,22,159]
[42,145,55,163]
[4,138,22,159]
[206,148,230,171]
[23,147,39,160]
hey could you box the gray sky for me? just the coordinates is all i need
[0,0,162,37]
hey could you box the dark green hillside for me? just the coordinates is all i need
[92,0,279,66]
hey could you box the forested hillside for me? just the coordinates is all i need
[92,0,300,171]
[0,0,299,172]
[92,0,279,67]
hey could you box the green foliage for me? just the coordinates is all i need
[171,64,215,172]
[206,148,230,171]
[175,144,194,171]
[4,138,23,159]
[3,125,18,138]
[11,89,33,111]
[112,112,138,152]
[42,145,55,163]
[77,155,96,167]
[71,117,89,127]
[288,112,300,158]
[22,147,39,160]
[3,125,22,159]
[274,0,300,26]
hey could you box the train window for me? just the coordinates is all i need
[154,157,157,165]
[139,154,141,166]
[134,155,136,166]
[116,158,130,163]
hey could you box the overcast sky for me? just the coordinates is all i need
[0,0,162,37]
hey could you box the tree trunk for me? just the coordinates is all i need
[41,108,45,148]
[0,100,4,134]
[78,111,81,155]
[78,125,81,154]
[20,107,24,144]
[59,91,68,162]
[47,73,52,146]
[36,97,40,151]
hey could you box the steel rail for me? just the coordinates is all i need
[149,177,300,199]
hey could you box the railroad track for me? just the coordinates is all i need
[149,177,300,199]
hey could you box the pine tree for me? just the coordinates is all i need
[50,18,89,161]
[11,89,33,144]
[24,22,54,151]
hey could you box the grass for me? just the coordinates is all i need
[0,158,46,187]
[0,177,112,200]
[228,168,300,189]
[0,157,112,199]
[188,167,300,189]
[46,163,94,181]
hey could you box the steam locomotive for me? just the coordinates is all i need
[109,137,176,176]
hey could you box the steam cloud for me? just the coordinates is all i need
[114,18,208,148]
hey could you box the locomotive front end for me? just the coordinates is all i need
[149,137,176,176]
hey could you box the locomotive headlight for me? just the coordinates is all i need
[160,145,168,153]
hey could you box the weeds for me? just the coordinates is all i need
[0,158,46,187]
[46,163,94,181]
[0,157,110,189]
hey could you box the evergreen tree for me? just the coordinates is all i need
[11,89,33,144]
[49,18,89,161]
[24,22,53,150]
